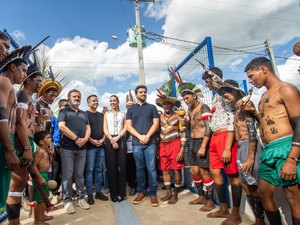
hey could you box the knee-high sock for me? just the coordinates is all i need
[214,183,226,204]
[231,184,242,208]
[247,195,265,219]
[265,210,282,225]
[203,178,214,200]
[193,178,204,196]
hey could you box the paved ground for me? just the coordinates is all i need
[17,186,256,225]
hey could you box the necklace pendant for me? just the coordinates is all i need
[165,124,168,128]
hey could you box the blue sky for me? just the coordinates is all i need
[1,0,300,110]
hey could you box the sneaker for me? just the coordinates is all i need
[95,192,109,201]
[77,198,90,210]
[64,202,75,214]
[51,195,59,205]
[129,188,137,196]
[87,195,95,205]
[133,193,146,205]
[150,196,159,207]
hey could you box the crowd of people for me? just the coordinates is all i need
[1,30,300,225]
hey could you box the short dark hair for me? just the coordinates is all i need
[58,98,68,107]
[201,67,223,80]
[68,89,81,98]
[2,58,28,73]
[45,88,58,94]
[244,57,274,73]
[34,130,50,146]
[0,31,9,41]
[23,73,42,86]
[87,95,97,103]
[135,85,147,94]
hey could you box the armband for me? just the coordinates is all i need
[17,103,28,110]
[202,112,212,121]
[24,146,32,151]
[288,156,299,162]
[291,116,300,143]
[0,107,7,121]
[292,142,300,147]
[180,138,187,141]
[246,120,257,142]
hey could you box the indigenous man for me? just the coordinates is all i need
[6,54,44,225]
[35,68,61,134]
[244,57,300,225]
[175,77,215,212]
[202,67,242,225]
[218,80,265,225]
[155,85,186,204]
[0,47,30,222]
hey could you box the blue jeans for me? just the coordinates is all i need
[133,144,157,196]
[85,147,105,195]
[60,148,86,203]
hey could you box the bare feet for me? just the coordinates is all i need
[199,200,215,212]
[189,196,206,205]
[221,215,242,225]
[206,209,230,218]
[43,215,54,221]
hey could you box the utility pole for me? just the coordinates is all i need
[265,38,280,78]
[131,0,154,85]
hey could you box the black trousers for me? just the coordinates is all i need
[51,145,62,195]
[105,137,127,199]
[126,153,137,188]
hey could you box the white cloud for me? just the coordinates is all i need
[41,0,299,112]
[12,30,25,41]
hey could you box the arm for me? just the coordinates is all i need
[145,118,159,142]
[280,84,300,180]
[126,119,142,140]
[222,106,235,163]
[77,124,91,148]
[0,78,20,170]
[115,114,127,142]
[31,151,47,185]
[59,121,78,141]
[177,119,186,161]
[15,91,32,166]
[198,104,212,157]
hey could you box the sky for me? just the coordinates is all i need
[1,0,300,111]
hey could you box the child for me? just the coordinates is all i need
[32,131,53,225]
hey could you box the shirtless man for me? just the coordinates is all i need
[0,48,29,222]
[0,31,10,62]
[179,82,215,212]
[218,80,265,225]
[202,67,242,225]
[156,90,186,204]
[6,58,43,225]
[244,57,300,225]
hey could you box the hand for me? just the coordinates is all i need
[280,158,297,180]
[239,158,254,176]
[241,101,256,115]
[5,150,20,171]
[222,149,231,164]
[76,138,86,148]
[39,177,47,185]
[20,150,33,168]
[139,135,149,144]
[98,138,105,146]
[110,137,118,145]
[112,143,119,149]
[176,149,184,161]
[197,147,206,157]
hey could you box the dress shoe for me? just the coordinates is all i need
[118,196,126,202]
[95,192,109,201]
[87,195,95,205]
[111,197,119,203]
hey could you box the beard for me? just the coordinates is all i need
[70,99,81,107]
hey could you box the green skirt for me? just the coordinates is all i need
[33,171,49,203]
